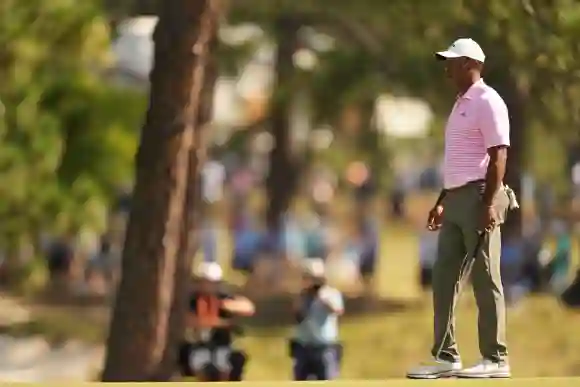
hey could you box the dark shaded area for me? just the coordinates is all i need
[35,289,110,307]
[21,284,422,331]
[561,270,580,308]
[239,293,421,329]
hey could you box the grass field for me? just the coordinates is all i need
[31,379,580,387]
[8,198,580,381]
[233,223,580,380]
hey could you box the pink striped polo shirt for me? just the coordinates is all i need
[443,79,510,189]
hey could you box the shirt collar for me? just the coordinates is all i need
[457,78,484,100]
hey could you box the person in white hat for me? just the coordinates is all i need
[181,262,255,381]
[407,38,514,379]
[289,258,344,380]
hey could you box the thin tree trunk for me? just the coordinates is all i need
[101,0,221,381]
[154,32,219,381]
[486,69,524,239]
[265,16,300,233]
[500,82,524,240]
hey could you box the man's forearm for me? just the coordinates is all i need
[482,148,507,206]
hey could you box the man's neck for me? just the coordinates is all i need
[457,73,481,95]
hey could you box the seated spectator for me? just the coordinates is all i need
[179,262,255,381]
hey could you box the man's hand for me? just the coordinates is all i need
[427,205,444,231]
[317,287,344,315]
[479,205,497,233]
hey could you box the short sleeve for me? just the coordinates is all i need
[320,287,344,312]
[479,93,510,149]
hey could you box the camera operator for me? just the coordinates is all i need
[181,262,255,381]
[290,258,344,380]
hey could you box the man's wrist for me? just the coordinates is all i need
[435,189,447,206]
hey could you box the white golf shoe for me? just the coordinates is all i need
[455,358,511,378]
[406,358,462,379]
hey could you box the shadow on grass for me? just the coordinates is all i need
[34,287,110,308]
[12,282,423,336]
[240,293,422,328]
[0,313,104,345]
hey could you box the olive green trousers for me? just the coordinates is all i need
[431,182,510,363]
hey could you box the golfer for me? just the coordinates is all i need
[407,38,513,379]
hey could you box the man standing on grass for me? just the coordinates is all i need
[407,38,513,379]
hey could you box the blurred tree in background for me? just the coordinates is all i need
[228,0,580,235]
[1,0,578,287]
[0,0,143,283]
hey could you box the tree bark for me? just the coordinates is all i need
[101,0,221,381]
[154,32,219,381]
[265,16,300,233]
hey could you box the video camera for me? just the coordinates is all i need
[294,279,326,323]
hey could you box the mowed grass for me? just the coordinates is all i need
[231,223,580,380]
[38,379,580,387]
[13,194,580,380]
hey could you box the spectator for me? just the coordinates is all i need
[290,259,344,381]
[200,219,218,263]
[230,207,263,273]
[46,236,74,282]
[353,216,379,283]
[201,158,226,205]
[84,235,117,292]
[180,262,254,381]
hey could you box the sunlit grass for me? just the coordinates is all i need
[9,194,580,380]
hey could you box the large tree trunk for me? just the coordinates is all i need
[154,33,219,381]
[101,0,221,381]
[265,16,300,233]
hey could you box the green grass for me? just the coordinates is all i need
[36,379,580,386]
[6,212,580,380]
[222,221,580,380]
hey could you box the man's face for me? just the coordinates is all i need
[444,57,469,84]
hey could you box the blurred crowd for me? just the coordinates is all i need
[31,150,579,309]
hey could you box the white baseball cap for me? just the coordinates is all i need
[302,258,326,278]
[195,262,223,281]
[435,38,485,63]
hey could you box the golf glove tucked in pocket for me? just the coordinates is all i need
[504,185,519,210]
